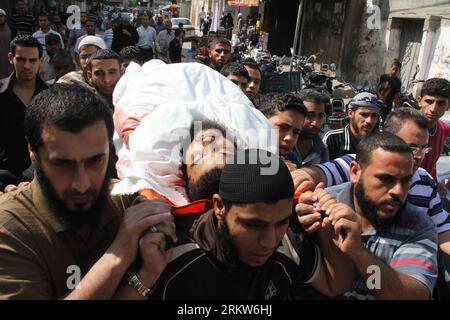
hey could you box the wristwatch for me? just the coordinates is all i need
[126,270,156,298]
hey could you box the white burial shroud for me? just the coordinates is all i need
[112,60,278,206]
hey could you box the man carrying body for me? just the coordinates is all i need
[297,132,438,299]
[114,148,361,299]
[0,84,175,299]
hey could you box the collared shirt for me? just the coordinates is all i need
[316,153,450,234]
[322,124,358,159]
[0,179,132,299]
[150,209,321,300]
[329,182,438,299]
[136,25,157,49]
[290,135,329,167]
[0,73,48,178]
[156,29,175,54]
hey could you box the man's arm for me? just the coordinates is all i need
[296,188,360,296]
[64,199,175,300]
[347,246,431,299]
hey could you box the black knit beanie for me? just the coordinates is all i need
[219,149,294,203]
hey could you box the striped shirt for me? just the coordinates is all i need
[322,124,358,159]
[11,14,35,36]
[315,154,450,234]
[331,182,438,299]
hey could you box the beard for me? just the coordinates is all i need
[35,151,115,229]
[354,180,404,230]
[217,216,241,274]
[299,127,320,140]
[186,167,222,202]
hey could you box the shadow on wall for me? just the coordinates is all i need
[341,0,390,88]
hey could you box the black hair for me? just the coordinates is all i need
[242,60,260,74]
[209,37,231,49]
[420,78,450,100]
[86,49,122,70]
[25,83,114,153]
[259,92,307,118]
[392,60,402,69]
[120,46,143,62]
[298,88,330,105]
[38,11,51,21]
[383,107,429,134]
[356,131,412,167]
[10,34,43,58]
[50,50,74,64]
[174,29,183,37]
[220,62,250,81]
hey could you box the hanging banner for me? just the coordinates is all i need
[228,0,259,7]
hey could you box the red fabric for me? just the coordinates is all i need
[421,120,450,180]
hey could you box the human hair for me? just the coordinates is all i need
[50,50,74,64]
[297,88,330,105]
[392,60,402,69]
[25,84,114,153]
[86,49,122,70]
[259,93,307,118]
[242,60,260,74]
[209,37,231,49]
[356,131,412,168]
[220,62,250,81]
[120,46,142,62]
[38,11,51,21]
[420,78,450,100]
[10,34,43,58]
[382,107,429,134]
[175,29,183,37]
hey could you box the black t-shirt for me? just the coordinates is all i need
[378,74,401,108]
[169,38,182,63]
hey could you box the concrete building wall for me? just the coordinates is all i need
[427,19,450,80]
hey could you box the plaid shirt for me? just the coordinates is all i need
[329,182,438,299]
[316,154,450,234]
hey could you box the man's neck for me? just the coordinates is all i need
[297,137,313,158]
[41,26,50,33]
[14,74,36,89]
[352,193,373,232]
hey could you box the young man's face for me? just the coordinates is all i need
[348,107,380,140]
[244,66,261,101]
[52,57,75,81]
[86,21,96,35]
[53,15,61,25]
[79,45,99,71]
[395,119,429,172]
[226,74,248,93]
[87,58,123,97]
[46,39,61,55]
[209,43,231,70]
[38,16,50,30]
[418,95,449,128]
[80,12,88,24]
[299,100,326,139]
[141,15,149,27]
[390,64,400,78]
[214,198,292,267]
[8,45,43,82]
[32,121,110,214]
[268,109,305,158]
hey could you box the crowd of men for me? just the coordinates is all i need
[0,2,450,301]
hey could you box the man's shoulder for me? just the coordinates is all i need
[0,185,37,233]
[322,126,345,142]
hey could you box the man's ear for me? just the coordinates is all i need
[7,52,14,65]
[28,144,36,163]
[213,194,225,226]
[349,160,361,184]
[86,68,93,83]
